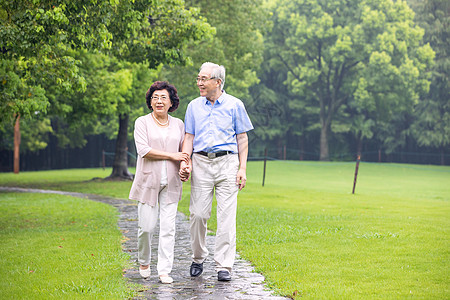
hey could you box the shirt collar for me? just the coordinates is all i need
[204,90,226,105]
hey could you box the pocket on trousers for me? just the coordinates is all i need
[225,155,240,190]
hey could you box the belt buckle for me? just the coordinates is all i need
[207,152,216,159]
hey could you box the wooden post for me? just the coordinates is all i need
[352,154,361,194]
[13,115,21,174]
[262,148,267,187]
[283,145,286,160]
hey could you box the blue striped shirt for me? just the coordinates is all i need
[184,91,253,153]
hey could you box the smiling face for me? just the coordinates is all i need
[150,89,171,115]
[197,67,221,101]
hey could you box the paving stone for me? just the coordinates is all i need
[0,187,288,300]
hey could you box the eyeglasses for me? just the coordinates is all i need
[151,95,169,101]
[196,77,217,83]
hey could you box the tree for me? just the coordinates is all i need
[268,0,434,160]
[0,0,123,172]
[102,62,159,180]
[0,0,121,123]
[409,0,449,165]
[103,0,214,180]
[252,7,321,160]
[1,0,213,176]
[162,0,267,114]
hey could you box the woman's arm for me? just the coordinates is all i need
[143,149,189,162]
[179,133,194,181]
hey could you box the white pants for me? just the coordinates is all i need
[190,153,239,273]
[138,184,178,275]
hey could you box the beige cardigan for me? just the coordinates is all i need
[129,113,185,206]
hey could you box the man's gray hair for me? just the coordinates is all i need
[200,62,226,90]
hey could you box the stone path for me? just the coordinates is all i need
[0,187,288,300]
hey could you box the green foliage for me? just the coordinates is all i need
[20,117,53,151]
[0,0,445,162]
[110,0,214,67]
[412,96,450,148]
[264,0,434,159]
[0,0,120,152]
[162,0,268,120]
[45,0,214,152]
[0,0,116,55]
[249,84,290,142]
[0,0,118,120]
[409,0,450,152]
[49,50,135,148]
[0,59,48,124]
[0,115,53,152]
[0,0,214,153]
[98,63,161,141]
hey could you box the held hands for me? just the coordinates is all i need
[236,168,247,190]
[172,152,190,181]
[179,160,191,182]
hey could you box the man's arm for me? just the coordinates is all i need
[236,132,249,190]
[179,133,194,181]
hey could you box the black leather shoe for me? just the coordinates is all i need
[190,262,203,277]
[218,270,231,281]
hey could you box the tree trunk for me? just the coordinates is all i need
[441,146,445,166]
[319,125,330,161]
[14,114,20,174]
[107,113,133,180]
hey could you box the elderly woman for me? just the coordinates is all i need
[129,81,189,284]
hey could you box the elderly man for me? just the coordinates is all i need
[179,62,253,281]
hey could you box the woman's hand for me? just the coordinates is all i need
[170,152,190,163]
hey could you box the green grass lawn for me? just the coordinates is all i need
[0,161,449,299]
[237,161,449,298]
[0,192,135,299]
[0,168,133,199]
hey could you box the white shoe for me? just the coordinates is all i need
[159,275,173,284]
[139,266,151,278]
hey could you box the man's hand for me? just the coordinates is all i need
[236,168,247,190]
[179,160,191,182]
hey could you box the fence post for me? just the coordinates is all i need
[352,154,361,194]
[262,148,267,187]
[14,115,20,174]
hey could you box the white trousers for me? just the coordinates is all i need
[190,153,239,273]
[138,184,178,275]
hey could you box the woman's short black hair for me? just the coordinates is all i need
[145,81,180,112]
